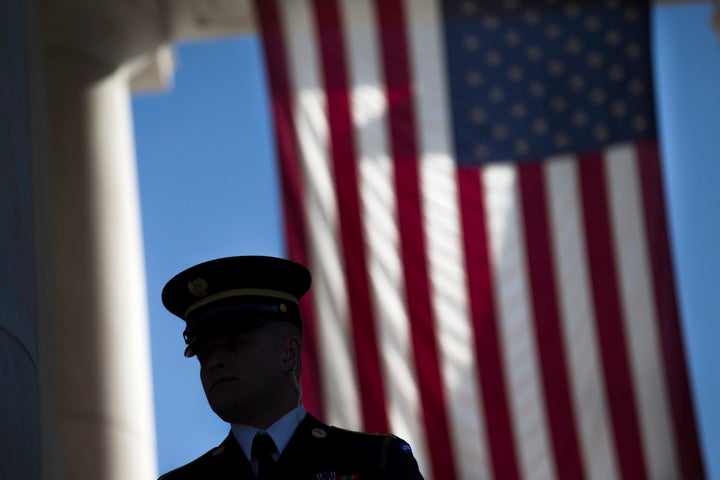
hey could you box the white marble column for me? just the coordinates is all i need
[41,0,167,477]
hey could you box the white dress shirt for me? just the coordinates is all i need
[231,404,307,473]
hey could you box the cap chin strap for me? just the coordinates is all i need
[292,366,304,423]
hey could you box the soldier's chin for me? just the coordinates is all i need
[213,408,246,424]
[208,399,246,424]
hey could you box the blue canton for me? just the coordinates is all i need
[442,0,656,165]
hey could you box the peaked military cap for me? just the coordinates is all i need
[162,256,311,357]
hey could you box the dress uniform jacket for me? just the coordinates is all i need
[158,414,424,479]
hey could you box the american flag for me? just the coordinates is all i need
[254,0,705,478]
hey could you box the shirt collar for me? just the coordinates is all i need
[231,404,307,460]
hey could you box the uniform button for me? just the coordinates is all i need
[311,428,327,438]
[212,446,226,456]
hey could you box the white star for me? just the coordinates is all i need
[464,35,481,51]
[625,8,640,23]
[547,59,565,76]
[586,51,604,69]
[565,3,581,18]
[524,9,541,25]
[507,66,524,82]
[483,15,500,30]
[489,87,506,103]
[486,50,503,67]
[474,144,490,159]
[545,23,562,40]
[466,71,484,87]
[529,81,546,98]
[608,64,625,83]
[611,100,627,118]
[565,38,583,55]
[626,43,643,60]
[514,140,530,155]
[511,102,527,118]
[554,132,570,149]
[629,79,646,96]
[532,118,549,135]
[605,30,622,47]
[550,95,568,113]
[572,110,589,127]
[526,45,543,61]
[584,16,602,32]
[470,108,487,123]
[590,87,607,105]
[632,115,648,132]
[593,124,609,141]
[569,74,586,91]
[460,1,479,16]
[493,124,509,140]
[504,30,522,46]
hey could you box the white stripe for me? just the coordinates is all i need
[337,0,430,469]
[484,165,556,480]
[405,0,489,478]
[604,145,680,480]
[279,0,362,430]
[544,156,620,480]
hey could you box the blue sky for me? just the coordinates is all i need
[132,3,720,478]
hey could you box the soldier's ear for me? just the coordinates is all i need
[282,335,301,368]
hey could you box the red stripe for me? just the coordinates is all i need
[518,163,585,480]
[373,1,457,478]
[255,0,325,419]
[458,168,521,480]
[578,152,649,480]
[635,141,706,479]
[311,0,390,433]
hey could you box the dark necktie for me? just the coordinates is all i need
[251,432,278,480]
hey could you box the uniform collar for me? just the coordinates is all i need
[230,405,307,460]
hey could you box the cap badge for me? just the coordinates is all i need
[187,277,209,297]
[311,428,327,438]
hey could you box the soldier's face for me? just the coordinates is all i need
[197,323,286,425]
